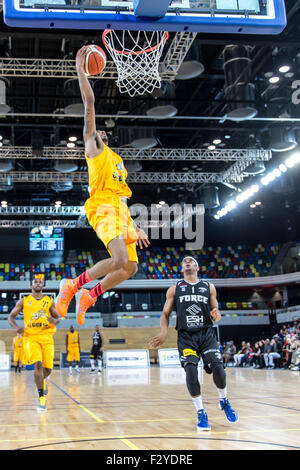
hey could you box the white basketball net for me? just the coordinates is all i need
[102,30,169,97]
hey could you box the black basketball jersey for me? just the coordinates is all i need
[174,279,213,332]
[92,331,102,348]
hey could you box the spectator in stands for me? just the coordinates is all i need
[283,335,293,368]
[240,342,253,367]
[223,341,236,367]
[234,341,246,367]
[269,335,283,369]
[278,329,285,342]
[263,339,272,368]
[289,334,300,371]
[250,342,262,368]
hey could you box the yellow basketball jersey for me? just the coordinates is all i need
[14,336,24,350]
[68,332,79,347]
[85,144,132,200]
[23,295,55,336]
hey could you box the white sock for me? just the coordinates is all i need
[75,365,79,370]
[217,387,227,400]
[69,366,72,372]
[90,359,95,369]
[97,359,102,370]
[192,396,204,412]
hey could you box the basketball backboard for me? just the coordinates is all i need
[3,0,287,35]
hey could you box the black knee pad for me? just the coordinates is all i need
[184,362,201,397]
[212,363,226,389]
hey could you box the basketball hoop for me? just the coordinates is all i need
[102,29,169,97]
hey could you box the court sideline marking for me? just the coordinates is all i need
[49,379,139,450]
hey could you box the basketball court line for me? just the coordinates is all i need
[16,436,300,451]
[48,379,139,450]
[2,426,300,442]
[3,427,300,450]
[254,402,300,412]
[0,411,299,429]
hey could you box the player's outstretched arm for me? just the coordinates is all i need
[8,299,24,334]
[209,283,221,322]
[149,284,176,348]
[76,46,104,157]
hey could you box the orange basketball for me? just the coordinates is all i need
[84,45,107,76]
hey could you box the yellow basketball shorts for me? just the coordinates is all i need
[24,334,54,369]
[14,350,24,363]
[67,347,80,363]
[85,196,138,263]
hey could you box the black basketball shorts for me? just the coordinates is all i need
[177,327,223,369]
[90,345,103,360]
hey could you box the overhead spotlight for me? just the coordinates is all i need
[255,201,262,206]
[270,128,297,152]
[223,45,257,121]
[285,152,300,168]
[244,161,266,176]
[64,103,84,115]
[272,168,282,178]
[269,76,280,84]
[146,105,178,120]
[1,200,7,207]
[250,204,256,208]
[55,200,62,206]
[208,145,216,151]
[279,163,287,173]
[279,65,291,74]
[261,176,270,186]
[213,139,222,145]
[68,136,77,142]
[159,201,165,205]
[67,142,75,149]
[0,136,2,140]
[225,135,231,139]
[176,60,205,80]
[202,186,220,209]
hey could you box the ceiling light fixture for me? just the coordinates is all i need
[279,65,291,74]
[269,76,280,84]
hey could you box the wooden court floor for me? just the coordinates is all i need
[0,366,300,450]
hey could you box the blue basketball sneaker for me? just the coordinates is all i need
[197,410,211,431]
[219,398,238,423]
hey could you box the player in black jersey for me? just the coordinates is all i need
[150,256,238,431]
[90,325,104,374]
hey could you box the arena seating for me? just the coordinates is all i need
[0,243,280,282]
[139,243,280,280]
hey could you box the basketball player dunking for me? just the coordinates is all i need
[8,277,60,412]
[149,256,238,431]
[56,46,149,325]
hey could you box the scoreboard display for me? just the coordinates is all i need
[29,226,64,251]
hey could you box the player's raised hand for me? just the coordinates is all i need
[76,46,88,73]
[136,227,150,249]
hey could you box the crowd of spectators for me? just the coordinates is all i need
[220,320,300,371]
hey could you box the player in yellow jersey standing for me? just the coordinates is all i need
[8,276,61,412]
[66,325,81,374]
[56,45,150,326]
[12,333,24,373]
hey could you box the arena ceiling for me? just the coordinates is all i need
[0,0,299,239]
